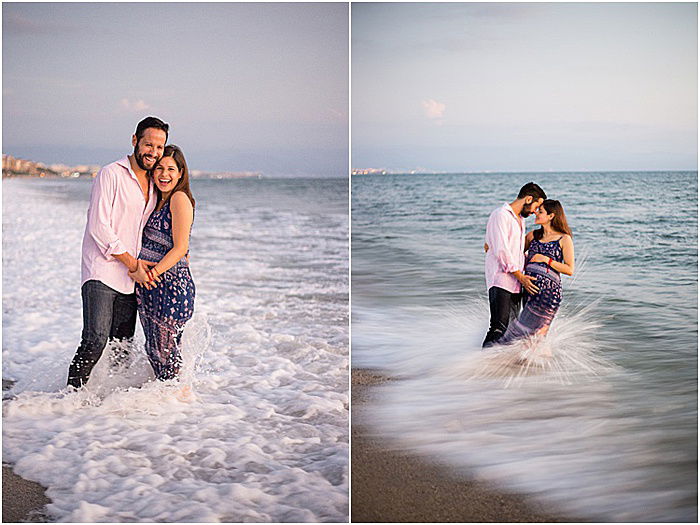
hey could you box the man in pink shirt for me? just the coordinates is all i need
[67,117,169,388]
[483,182,547,347]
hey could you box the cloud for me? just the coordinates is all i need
[328,108,346,120]
[120,98,151,112]
[3,12,77,34]
[422,99,446,119]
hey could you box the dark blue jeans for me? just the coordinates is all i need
[67,280,137,388]
[482,286,522,348]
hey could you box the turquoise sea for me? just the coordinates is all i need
[352,171,697,522]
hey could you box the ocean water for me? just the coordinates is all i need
[352,171,697,522]
[2,175,348,522]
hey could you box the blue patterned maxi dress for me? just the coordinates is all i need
[136,199,195,380]
[498,237,564,344]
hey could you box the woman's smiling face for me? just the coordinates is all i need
[153,155,181,194]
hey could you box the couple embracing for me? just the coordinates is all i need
[67,117,196,390]
[483,182,575,348]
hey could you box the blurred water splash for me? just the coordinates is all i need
[458,300,618,388]
[356,300,694,522]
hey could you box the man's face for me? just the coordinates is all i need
[520,197,543,218]
[132,128,167,171]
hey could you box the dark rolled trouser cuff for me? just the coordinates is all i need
[482,286,521,347]
[67,280,136,388]
[67,344,105,388]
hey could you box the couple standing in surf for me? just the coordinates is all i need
[67,117,197,394]
[482,182,575,348]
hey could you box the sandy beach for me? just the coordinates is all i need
[351,369,577,523]
[2,466,50,523]
[3,379,51,523]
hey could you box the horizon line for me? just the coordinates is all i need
[351,169,698,174]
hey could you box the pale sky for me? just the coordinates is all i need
[3,2,348,177]
[352,2,698,172]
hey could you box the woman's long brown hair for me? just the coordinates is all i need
[533,199,572,240]
[153,144,196,208]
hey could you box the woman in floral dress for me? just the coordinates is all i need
[131,145,195,380]
[498,199,575,344]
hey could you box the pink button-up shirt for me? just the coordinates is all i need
[81,157,156,294]
[484,203,525,294]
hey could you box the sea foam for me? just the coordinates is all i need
[3,178,348,522]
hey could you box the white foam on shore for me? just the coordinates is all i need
[3,178,348,522]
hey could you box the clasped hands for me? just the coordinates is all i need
[128,259,161,290]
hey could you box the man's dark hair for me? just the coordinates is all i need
[134,116,169,142]
[517,182,546,201]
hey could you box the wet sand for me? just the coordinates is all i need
[3,379,51,523]
[351,368,577,523]
[2,466,50,523]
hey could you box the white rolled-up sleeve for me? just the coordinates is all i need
[86,168,128,258]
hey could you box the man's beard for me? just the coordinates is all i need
[520,207,533,218]
[133,145,158,171]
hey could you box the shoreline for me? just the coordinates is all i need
[2,466,51,523]
[351,368,578,523]
[2,370,588,524]
[3,379,52,523]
